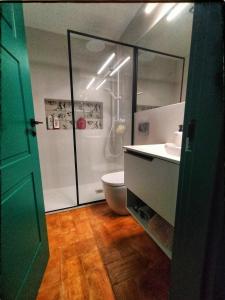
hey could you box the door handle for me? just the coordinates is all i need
[185,119,196,151]
[30,118,43,127]
[26,128,37,137]
[31,130,36,137]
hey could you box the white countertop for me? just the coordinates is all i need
[123,144,180,164]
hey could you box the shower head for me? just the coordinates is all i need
[114,119,126,135]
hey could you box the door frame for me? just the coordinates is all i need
[170,3,224,300]
[1,3,49,299]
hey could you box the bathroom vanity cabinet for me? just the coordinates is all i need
[124,144,180,258]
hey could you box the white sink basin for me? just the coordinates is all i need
[164,143,181,157]
[124,143,180,164]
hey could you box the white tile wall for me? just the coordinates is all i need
[134,102,185,145]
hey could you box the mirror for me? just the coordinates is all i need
[137,50,184,111]
[136,3,194,111]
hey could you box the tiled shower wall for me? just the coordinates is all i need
[134,102,185,145]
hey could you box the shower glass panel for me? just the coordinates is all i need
[70,33,133,205]
[40,98,77,212]
[28,31,78,213]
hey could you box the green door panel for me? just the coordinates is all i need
[170,4,224,300]
[1,3,49,300]
[1,48,30,162]
[1,4,14,29]
[2,176,41,299]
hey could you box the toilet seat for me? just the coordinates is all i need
[101,171,124,187]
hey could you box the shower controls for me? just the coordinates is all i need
[138,122,149,135]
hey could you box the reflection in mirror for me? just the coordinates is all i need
[136,3,194,111]
[137,51,184,111]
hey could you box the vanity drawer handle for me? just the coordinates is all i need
[125,150,154,162]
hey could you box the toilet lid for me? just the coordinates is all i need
[101,171,124,187]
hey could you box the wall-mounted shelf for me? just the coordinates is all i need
[127,189,173,259]
[44,99,103,130]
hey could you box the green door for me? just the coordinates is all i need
[1,3,49,299]
[170,3,224,300]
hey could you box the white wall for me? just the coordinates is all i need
[29,62,76,190]
[134,102,185,145]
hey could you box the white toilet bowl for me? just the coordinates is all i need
[101,171,129,215]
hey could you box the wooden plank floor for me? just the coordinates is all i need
[37,203,170,300]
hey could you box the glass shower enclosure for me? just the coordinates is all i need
[69,32,134,205]
[41,31,185,212]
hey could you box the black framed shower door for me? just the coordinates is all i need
[46,29,185,212]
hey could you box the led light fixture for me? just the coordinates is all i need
[96,79,106,90]
[97,53,115,75]
[86,77,96,90]
[166,3,189,22]
[109,56,131,77]
[145,3,158,15]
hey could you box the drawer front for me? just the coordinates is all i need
[124,152,179,226]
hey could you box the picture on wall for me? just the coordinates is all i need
[44,99,103,130]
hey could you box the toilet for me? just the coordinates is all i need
[101,171,129,215]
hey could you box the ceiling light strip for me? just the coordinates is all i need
[86,77,96,90]
[166,3,189,22]
[96,79,107,90]
[145,3,158,15]
[151,3,175,29]
[97,53,115,75]
[109,56,131,77]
